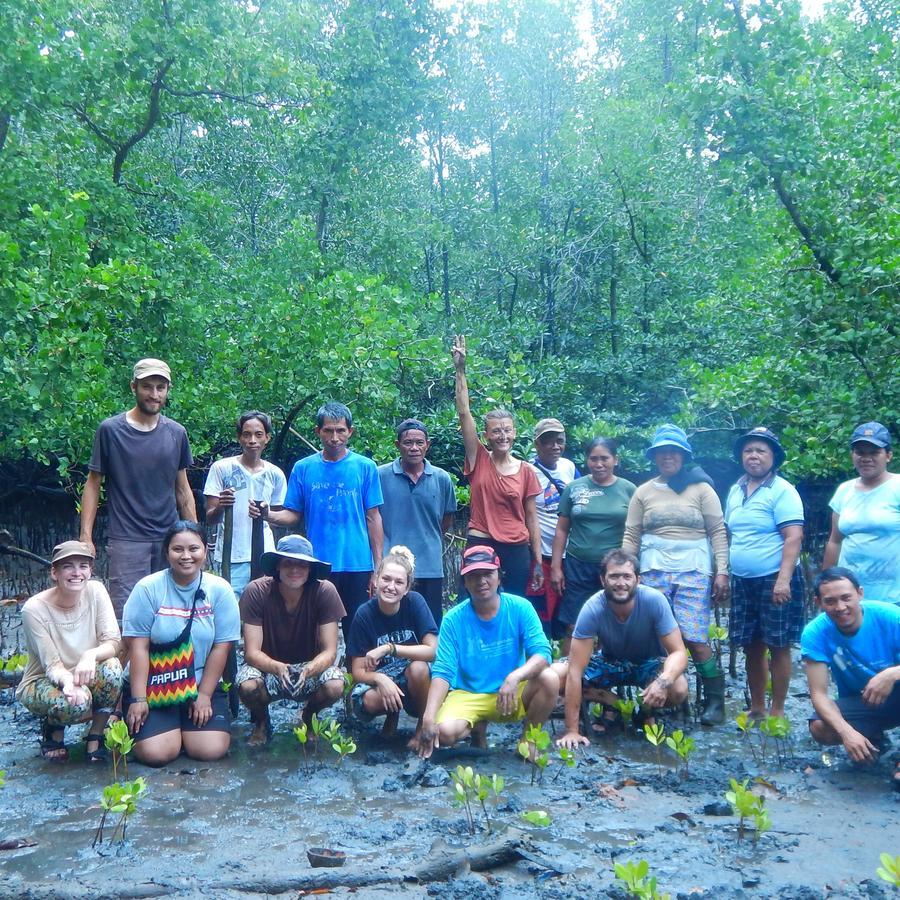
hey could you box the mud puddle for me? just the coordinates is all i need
[1,659,897,899]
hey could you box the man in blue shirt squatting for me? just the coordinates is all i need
[254,402,384,635]
[800,566,900,787]
[411,545,558,758]
[552,549,689,748]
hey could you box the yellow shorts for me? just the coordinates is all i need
[435,683,527,727]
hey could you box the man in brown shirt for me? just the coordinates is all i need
[235,535,346,746]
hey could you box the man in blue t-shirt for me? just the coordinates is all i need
[801,567,900,774]
[411,545,557,758]
[258,402,384,633]
[552,549,689,749]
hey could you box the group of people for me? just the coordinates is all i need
[14,351,900,788]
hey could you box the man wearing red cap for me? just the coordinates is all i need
[411,544,557,758]
[80,358,197,617]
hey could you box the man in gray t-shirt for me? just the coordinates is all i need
[80,359,196,616]
[552,549,689,748]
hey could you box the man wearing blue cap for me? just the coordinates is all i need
[236,535,346,745]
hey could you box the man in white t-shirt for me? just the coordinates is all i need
[204,411,287,597]
[528,418,578,630]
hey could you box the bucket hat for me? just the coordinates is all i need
[644,424,693,461]
[260,534,331,578]
[733,427,786,469]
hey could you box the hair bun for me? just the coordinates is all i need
[388,545,415,568]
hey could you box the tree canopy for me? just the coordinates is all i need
[1,0,897,494]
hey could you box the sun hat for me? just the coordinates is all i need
[260,534,331,578]
[850,422,891,449]
[132,358,171,382]
[534,418,566,440]
[51,540,95,565]
[459,544,501,576]
[733,427,786,469]
[644,424,693,461]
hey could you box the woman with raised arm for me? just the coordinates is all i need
[18,541,122,762]
[452,335,543,598]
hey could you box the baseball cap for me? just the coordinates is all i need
[534,418,566,440]
[850,422,891,449]
[133,358,172,382]
[460,544,501,576]
[51,540,95,565]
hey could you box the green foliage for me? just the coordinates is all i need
[615,698,639,727]
[724,778,771,844]
[293,723,309,774]
[104,719,134,781]
[521,809,551,827]
[93,776,148,847]
[330,733,357,766]
[613,859,670,899]
[518,723,552,785]
[0,654,27,673]
[0,770,5,788]
[643,722,667,776]
[449,765,504,835]
[876,853,900,888]
[665,729,696,776]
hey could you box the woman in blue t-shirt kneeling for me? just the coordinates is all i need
[347,546,438,741]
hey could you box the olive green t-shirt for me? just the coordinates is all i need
[558,476,637,563]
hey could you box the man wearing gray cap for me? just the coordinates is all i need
[80,358,196,617]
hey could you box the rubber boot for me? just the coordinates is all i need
[699,673,726,726]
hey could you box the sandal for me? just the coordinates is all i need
[85,733,108,764]
[591,704,621,735]
[40,721,69,762]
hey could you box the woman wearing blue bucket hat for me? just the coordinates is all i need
[623,424,730,724]
[725,427,805,720]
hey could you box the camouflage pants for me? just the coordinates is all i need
[18,659,123,725]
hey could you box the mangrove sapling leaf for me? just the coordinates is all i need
[876,853,900,887]
[331,734,357,766]
[724,778,768,842]
[643,723,667,776]
[521,809,551,827]
[0,769,5,788]
[293,724,309,774]
[449,765,478,834]
[220,681,232,693]
[518,723,552,785]
[614,858,670,899]
[93,777,148,847]
[104,719,134,781]
[735,712,760,763]
[550,639,563,661]
[759,716,791,767]
[553,746,578,782]
[707,623,728,665]
[616,698,638,727]
[665,729,696,776]
[310,713,324,755]
[750,803,771,843]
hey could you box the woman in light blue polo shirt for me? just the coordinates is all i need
[823,422,900,604]
[724,428,805,720]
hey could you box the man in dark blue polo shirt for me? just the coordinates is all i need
[378,419,457,626]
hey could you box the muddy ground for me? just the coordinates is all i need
[1,640,897,900]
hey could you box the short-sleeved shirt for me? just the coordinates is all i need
[18,581,121,696]
[89,413,193,541]
[378,460,457,578]
[239,576,345,664]
[559,476,637,563]
[123,570,240,680]
[725,474,804,578]
[346,592,438,678]
[431,592,551,693]
[829,474,900,603]
[283,451,384,572]
[572,585,679,662]
[464,443,541,545]
[800,601,900,697]
[203,458,287,563]
[530,457,578,557]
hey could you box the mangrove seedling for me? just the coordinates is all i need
[616,697,639,728]
[310,714,340,757]
[474,772,504,834]
[613,859,670,899]
[724,777,770,843]
[104,719,134,781]
[517,723,552,785]
[553,746,578,782]
[220,681,232,693]
[0,769,5,788]
[707,623,728,665]
[521,809,551,827]
[343,672,355,716]
[643,722,667,776]
[293,723,309,774]
[550,639,563,661]
[665,729,696,777]
[759,715,791,766]
[331,733,357,766]
[93,777,148,847]
[449,765,479,835]
[735,711,760,763]
[876,853,900,888]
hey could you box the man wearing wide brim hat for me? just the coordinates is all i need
[80,358,196,618]
[725,427,805,720]
[235,535,346,746]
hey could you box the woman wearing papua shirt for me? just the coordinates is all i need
[451,334,543,599]
[17,541,122,762]
[823,421,900,605]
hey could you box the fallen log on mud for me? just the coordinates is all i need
[209,827,549,893]
[0,529,51,567]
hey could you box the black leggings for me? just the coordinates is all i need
[464,535,532,598]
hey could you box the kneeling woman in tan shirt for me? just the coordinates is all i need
[17,540,123,762]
